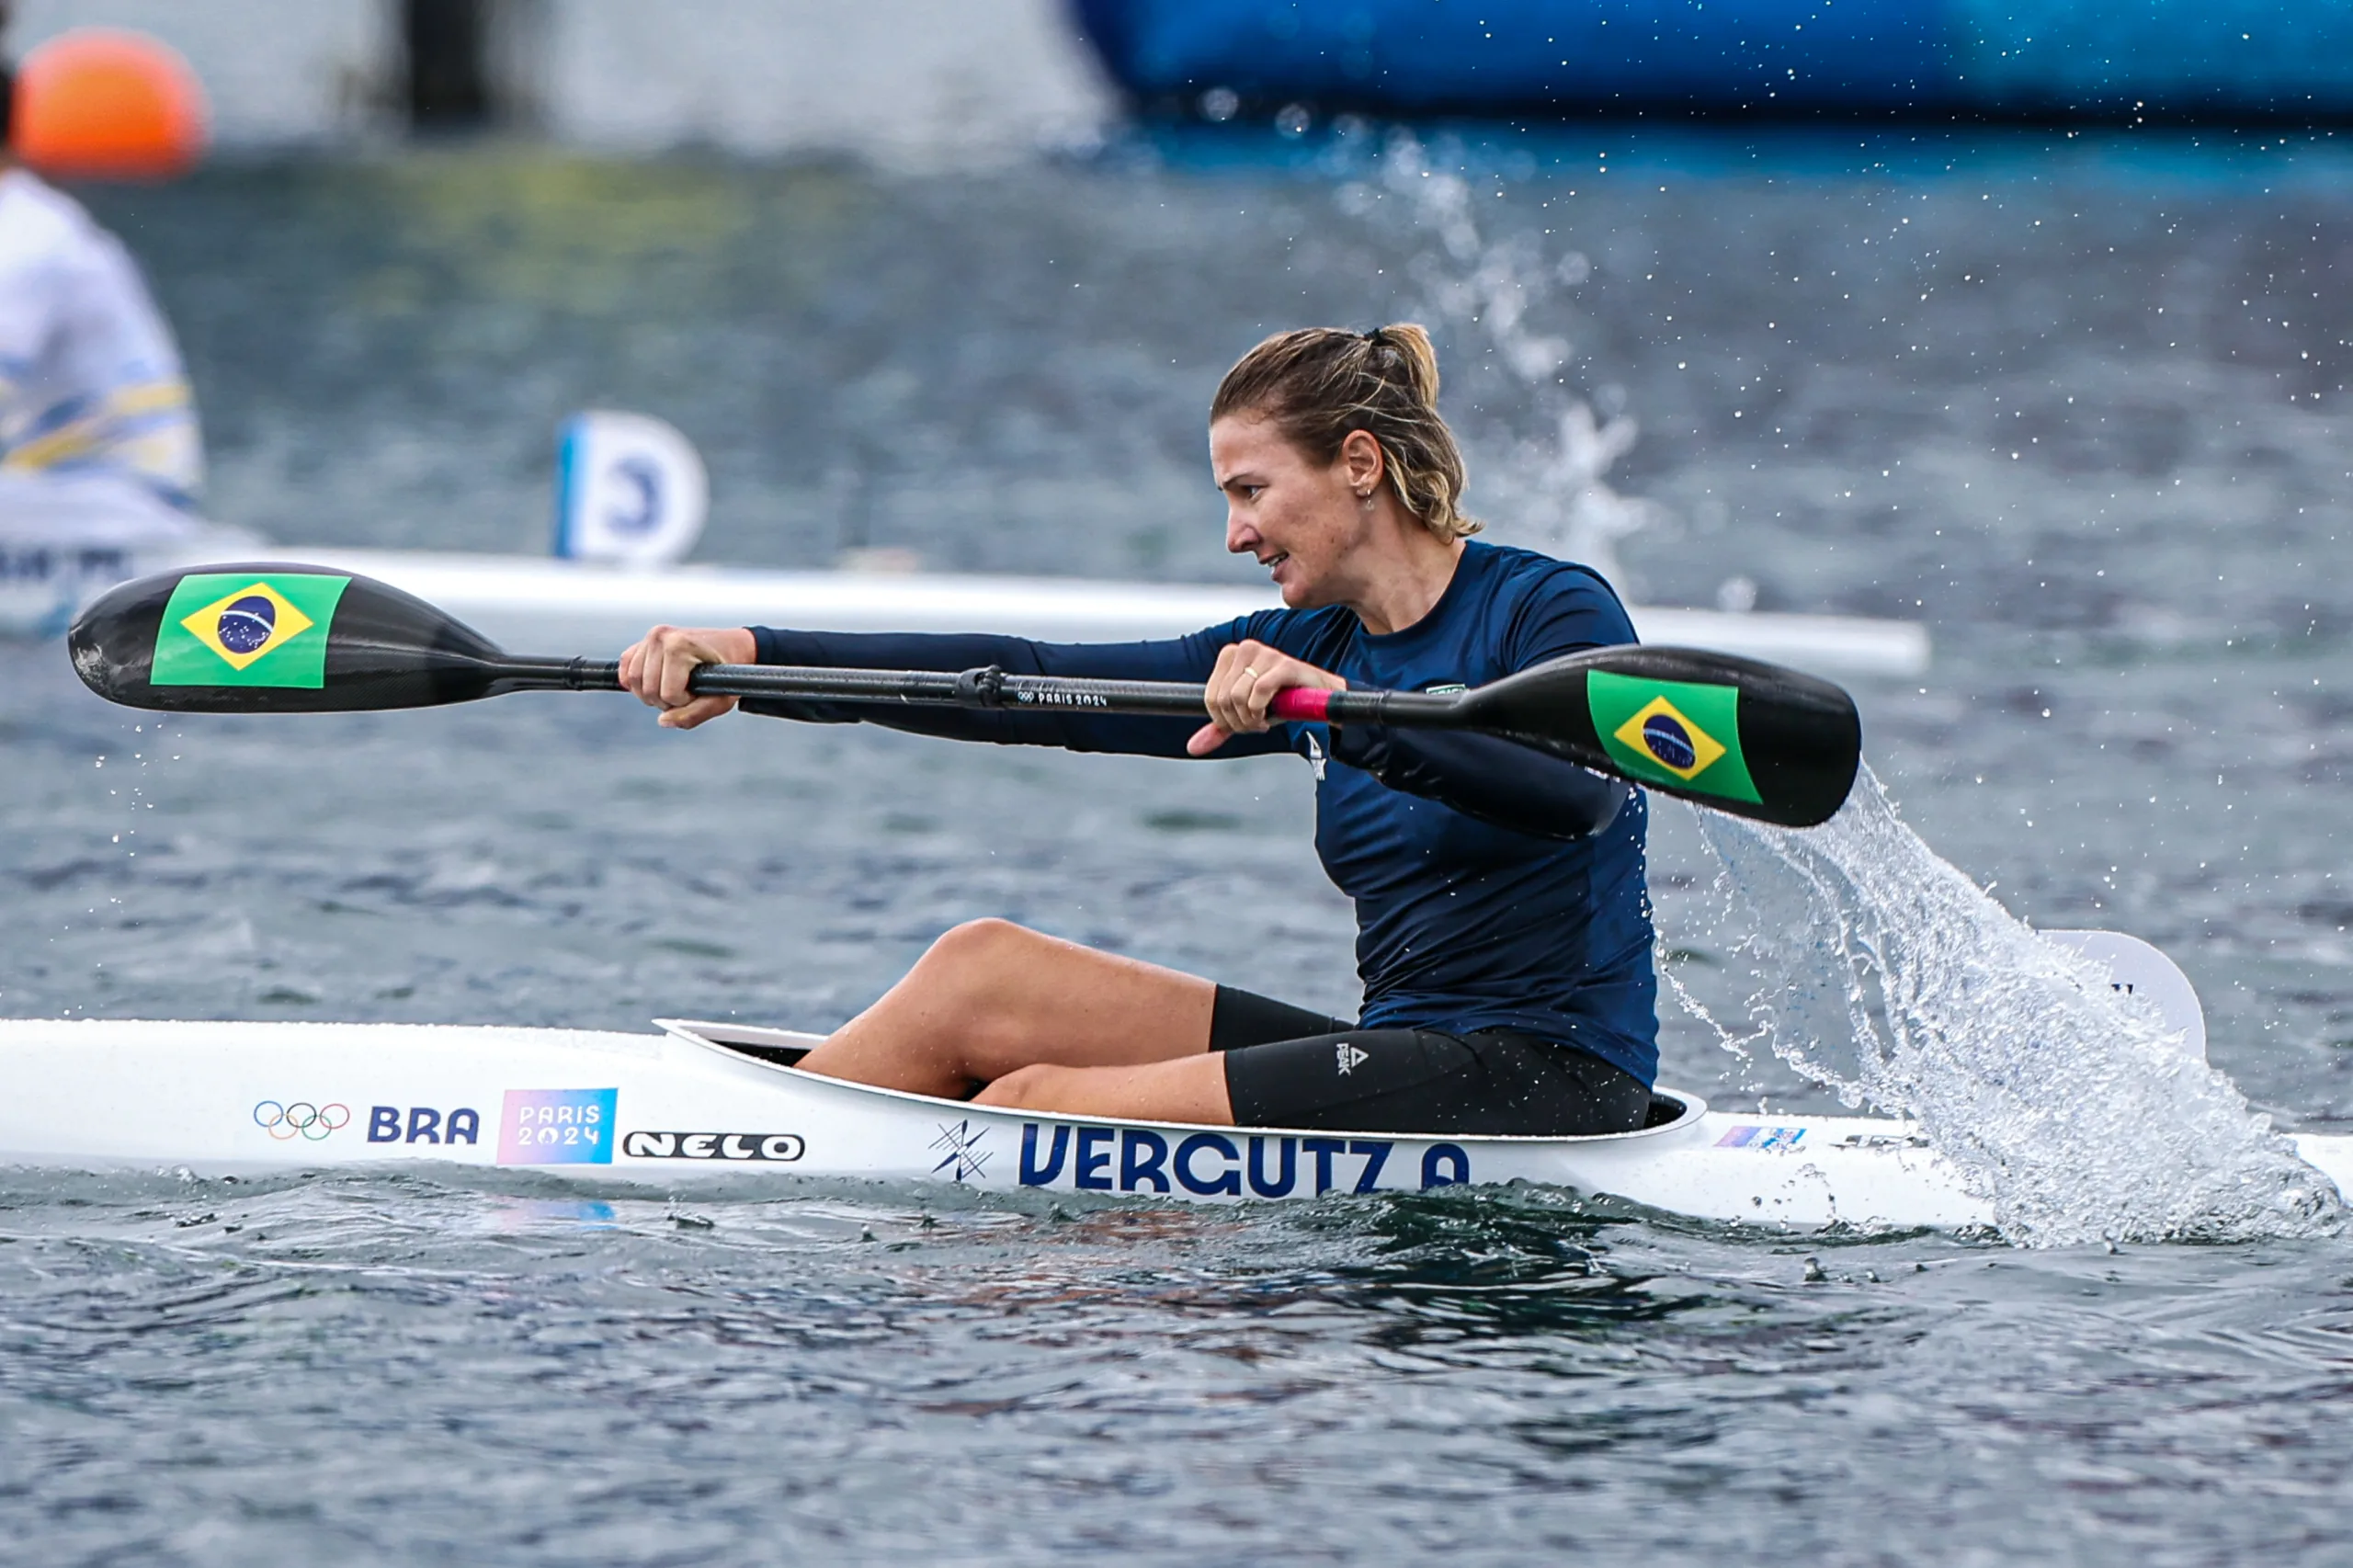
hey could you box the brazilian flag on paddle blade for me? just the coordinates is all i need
[149,573,350,688]
[1586,670,1763,806]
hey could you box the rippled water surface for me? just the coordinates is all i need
[4,129,2351,1563]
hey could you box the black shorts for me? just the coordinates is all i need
[1210,985,1653,1138]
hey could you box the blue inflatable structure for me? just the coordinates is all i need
[1068,1,2353,119]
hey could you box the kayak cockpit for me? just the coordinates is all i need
[656,1017,1707,1144]
[659,1017,823,1069]
[1641,1091,1694,1130]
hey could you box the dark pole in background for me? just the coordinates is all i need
[405,0,489,130]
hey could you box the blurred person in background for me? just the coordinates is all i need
[0,8,230,634]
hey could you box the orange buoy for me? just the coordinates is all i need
[12,28,209,180]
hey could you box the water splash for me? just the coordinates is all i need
[1347,132,1665,596]
[1673,768,2337,1247]
[1351,134,2332,1245]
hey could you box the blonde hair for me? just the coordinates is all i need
[1211,323,1480,542]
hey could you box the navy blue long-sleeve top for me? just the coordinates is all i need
[745,540,1659,1085]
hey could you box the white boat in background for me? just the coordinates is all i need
[10,411,1930,677]
[0,931,2336,1232]
[0,471,259,641]
[268,546,1931,677]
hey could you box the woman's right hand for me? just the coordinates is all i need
[619,625,758,730]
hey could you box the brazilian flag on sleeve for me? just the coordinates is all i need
[150,574,350,688]
[1586,670,1763,806]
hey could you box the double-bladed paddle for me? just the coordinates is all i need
[67,562,1861,827]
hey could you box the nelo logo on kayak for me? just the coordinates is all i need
[498,1087,618,1165]
[621,1131,805,1162]
[1018,1123,1471,1195]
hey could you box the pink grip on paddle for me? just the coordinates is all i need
[1269,687,1332,722]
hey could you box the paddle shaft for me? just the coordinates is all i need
[508,656,1449,728]
[68,563,1861,822]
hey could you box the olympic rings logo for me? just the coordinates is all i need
[253,1100,351,1142]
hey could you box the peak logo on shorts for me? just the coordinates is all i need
[1335,1041,1369,1076]
[150,572,349,688]
[1586,671,1763,804]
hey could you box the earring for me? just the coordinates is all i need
[1358,491,1374,508]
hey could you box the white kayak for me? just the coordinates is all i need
[4,937,2345,1229]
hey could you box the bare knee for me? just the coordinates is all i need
[915,917,1048,981]
[911,918,1054,1006]
[896,919,1057,1062]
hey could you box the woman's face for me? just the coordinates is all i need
[1209,414,1371,608]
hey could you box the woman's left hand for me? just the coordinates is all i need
[1188,639,1347,756]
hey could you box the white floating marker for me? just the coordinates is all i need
[552,410,709,567]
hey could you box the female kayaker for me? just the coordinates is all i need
[621,324,1656,1135]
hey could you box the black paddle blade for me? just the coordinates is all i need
[68,562,517,713]
[1458,645,1861,828]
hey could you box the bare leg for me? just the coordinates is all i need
[795,919,1232,1121]
[971,1053,1233,1125]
